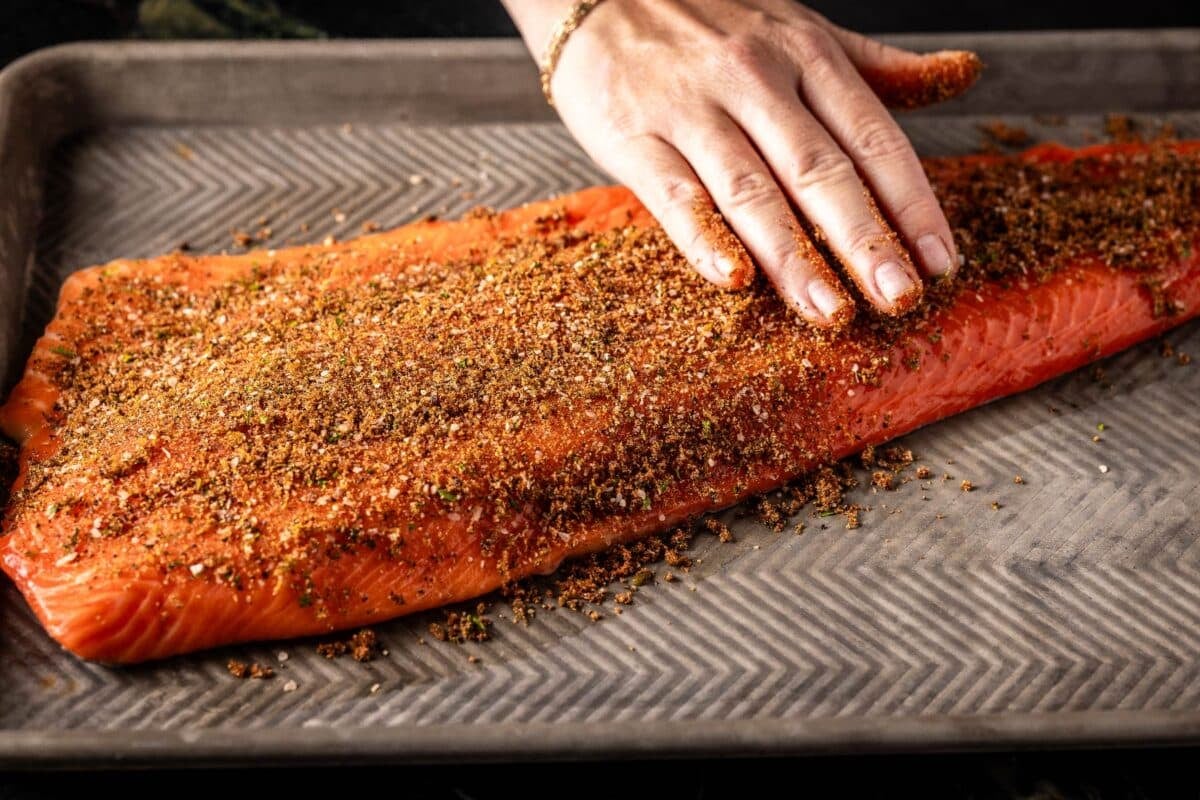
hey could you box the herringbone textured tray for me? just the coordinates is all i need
[1,37,1199,762]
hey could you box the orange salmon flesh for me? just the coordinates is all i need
[2,140,1199,663]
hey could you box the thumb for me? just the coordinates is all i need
[823,25,984,110]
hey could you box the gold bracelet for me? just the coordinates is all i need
[539,0,606,107]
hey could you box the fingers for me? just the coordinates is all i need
[601,133,754,289]
[819,22,983,109]
[668,111,854,326]
[718,83,923,313]
[769,26,960,279]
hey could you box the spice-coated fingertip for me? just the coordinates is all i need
[800,279,855,329]
[916,234,956,277]
[875,261,919,304]
[692,198,754,290]
[692,252,754,290]
[882,276,925,316]
[805,278,841,316]
[714,252,755,290]
[866,49,984,110]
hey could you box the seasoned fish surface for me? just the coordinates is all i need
[2,141,1199,663]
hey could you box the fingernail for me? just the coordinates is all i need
[692,255,732,286]
[713,255,736,281]
[807,279,846,320]
[916,234,955,276]
[875,261,916,303]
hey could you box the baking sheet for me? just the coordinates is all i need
[1,33,1200,766]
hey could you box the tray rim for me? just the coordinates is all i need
[6,26,1200,76]
[3,31,1200,766]
[2,708,1200,768]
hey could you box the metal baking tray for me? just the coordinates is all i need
[2,32,1200,767]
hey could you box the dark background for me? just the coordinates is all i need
[3,0,1200,68]
[1,1,1199,796]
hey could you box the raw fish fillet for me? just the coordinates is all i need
[2,140,1198,662]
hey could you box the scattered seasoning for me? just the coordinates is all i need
[1099,464,1110,474]
[316,628,382,662]
[502,525,692,617]
[1104,113,1139,144]
[916,466,933,480]
[879,448,915,469]
[227,659,274,679]
[428,603,492,643]
[960,480,974,492]
[630,568,654,587]
[979,120,1032,150]
[860,444,877,467]
[990,501,1002,511]
[753,497,787,532]
[282,679,298,692]
[1179,352,1192,366]
[1013,475,1025,485]
[844,507,861,529]
[231,231,253,248]
[705,518,735,544]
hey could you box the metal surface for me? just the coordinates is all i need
[1,33,1199,766]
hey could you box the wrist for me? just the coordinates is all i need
[501,0,580,53]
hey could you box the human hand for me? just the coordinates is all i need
[504,0,981,326]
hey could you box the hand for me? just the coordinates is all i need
[504,0,981,327]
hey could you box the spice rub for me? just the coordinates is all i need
[2,140,1200,662]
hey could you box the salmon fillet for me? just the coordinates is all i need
[2,140,1199,663]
